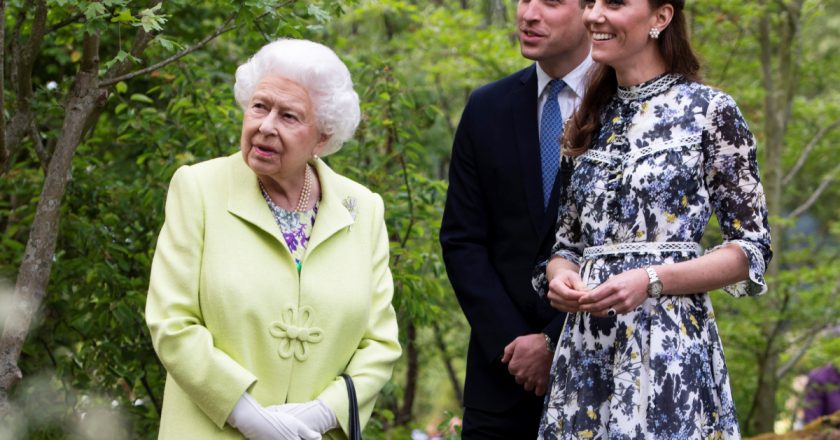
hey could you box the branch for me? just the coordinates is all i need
[46,12,84,33]
[0,28,103,413]
[8,7,25,92]
[18,0,48,99]
[100,0,296,88]
[776,274,840,379]
[715,20,745,85]
[29,120,49,173]
[787,162,840,219]
[100,10,239,87]
[1,0,7,170]
[2,0,46,174]
[758,12,776,125]
[776,327,822,379]
[783,117,840,185]
[102,0,162,81]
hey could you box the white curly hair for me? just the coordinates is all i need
[234,39,361,156]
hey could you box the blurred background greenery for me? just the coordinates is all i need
[1,0,839,438]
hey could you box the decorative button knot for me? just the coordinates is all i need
[269,305,323,361]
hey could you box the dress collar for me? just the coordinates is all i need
[617,73,682,102]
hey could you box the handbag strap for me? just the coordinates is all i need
[341,374,362,440]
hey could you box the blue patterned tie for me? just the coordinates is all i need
[540,79,565,210]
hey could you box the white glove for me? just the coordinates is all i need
[227,392,321,440]
[266,400,339,434]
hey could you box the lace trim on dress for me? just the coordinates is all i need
[579,148,619,166]
[617,73,682,102]
[627,134,703,163]
[583,241,703,259]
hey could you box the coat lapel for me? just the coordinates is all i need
[512,66,544,235]
[226,154,355,253]
[227,153,285,244]
[306,159,355,252]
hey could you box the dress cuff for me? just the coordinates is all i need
[531,250,582,298]
[532,260,549,298]
[707,240,767,297]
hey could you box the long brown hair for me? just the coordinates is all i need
[564,0,701,157]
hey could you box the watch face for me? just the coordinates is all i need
[650,281,663,297]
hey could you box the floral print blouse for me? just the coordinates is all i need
[260,188,318,273]
[536,74,771,440]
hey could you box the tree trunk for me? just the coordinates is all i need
[396,321,418,426]
[749,350,780,434]
[0,32,105,416]
[747,0,805,433]
[433,323,463,405]
[0,0,6,169]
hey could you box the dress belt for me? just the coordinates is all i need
[582,241,703,259]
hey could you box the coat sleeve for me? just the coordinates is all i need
[439,96,534,364]
[316,193,401,436]
[145,165,257,428]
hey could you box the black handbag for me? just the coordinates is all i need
[341,374,362,440]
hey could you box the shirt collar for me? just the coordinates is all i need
[535,53,594,99]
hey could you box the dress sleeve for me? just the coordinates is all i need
[145,166,257,428]
[703,92,772,297]
[316,193,401,435]
[532,156,585,298]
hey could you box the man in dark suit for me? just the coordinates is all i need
[439,0,592,437]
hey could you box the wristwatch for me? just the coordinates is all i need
[543,333,557,353]
[645,266,663,299]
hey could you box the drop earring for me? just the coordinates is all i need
[649,27,661,39]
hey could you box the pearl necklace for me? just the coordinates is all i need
[295,164,312,212]
[258,164,313,212]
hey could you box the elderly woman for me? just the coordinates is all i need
[146,39,401,439]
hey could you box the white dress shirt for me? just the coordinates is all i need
[536,55,594,137]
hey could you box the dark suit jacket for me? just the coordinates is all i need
[440,65,568,412]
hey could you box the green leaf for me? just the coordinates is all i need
[130,93,154,104]
[111,8,135,24]
[115,81,128,94]
[137,3,167,32]
[84,2,108,20]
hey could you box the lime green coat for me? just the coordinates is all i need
[146,153,401,439]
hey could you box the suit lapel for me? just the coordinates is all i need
[512,66,544,235]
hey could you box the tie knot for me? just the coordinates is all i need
[547,79,566,100]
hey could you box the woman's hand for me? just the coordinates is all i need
[546,269,589,312]
[578,268,649,317]
[266,400,337,434]
[228,393,322,440]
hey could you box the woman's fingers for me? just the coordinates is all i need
[578,269,649,316]
[547,272,588,312]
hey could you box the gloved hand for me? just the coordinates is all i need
[227,392,321,440]
[266,400,339,434]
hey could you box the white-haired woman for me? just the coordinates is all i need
[146,39,402,439]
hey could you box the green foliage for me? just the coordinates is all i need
[3,0,840,438]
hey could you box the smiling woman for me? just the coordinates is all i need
[144,39,401,439]
[534,0,771,439]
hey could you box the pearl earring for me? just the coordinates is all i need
[649,27,661,39]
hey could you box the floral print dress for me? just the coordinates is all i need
[534,74,772,440]
[260,187,318,273]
